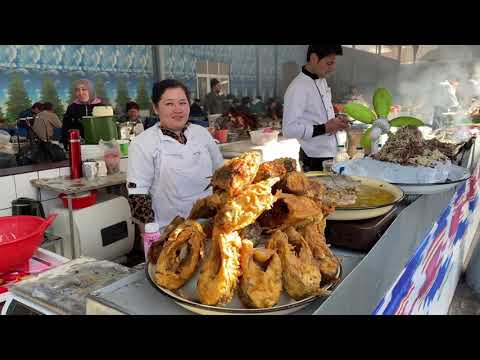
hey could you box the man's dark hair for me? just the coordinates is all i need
[32,102,44,111]
[151,79,190,105]
[210,78,220,88]
[307,45,343,62]
[43,102,53,111]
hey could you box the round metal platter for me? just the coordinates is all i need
[145,252,342,315]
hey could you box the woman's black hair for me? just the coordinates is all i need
[151,79,191,105]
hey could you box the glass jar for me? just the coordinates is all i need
[352,146,365,160]
[335,145,350,163]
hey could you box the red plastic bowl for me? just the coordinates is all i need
[0,214,57,274]
[59,190,97,210]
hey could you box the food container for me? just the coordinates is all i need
[322,159,335,173]
[0,214,57,273]
[214,129,229,143]
[59,190,97,210]
[82,161,98,180]
[346,127,366,158]
[117,140,129,157]
[249,128,279,146]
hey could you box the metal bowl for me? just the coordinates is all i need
[306,173,405,221]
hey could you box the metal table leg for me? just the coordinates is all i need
[67,195,76,259]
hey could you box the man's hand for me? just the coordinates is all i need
[325,115,350,134]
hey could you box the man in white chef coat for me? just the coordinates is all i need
[282,45,349,171]
[432,77,460,130]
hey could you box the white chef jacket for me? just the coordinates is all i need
[282,69,337,158]
[127,123,224,228]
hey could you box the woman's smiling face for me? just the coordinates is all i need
[153,87,190,131]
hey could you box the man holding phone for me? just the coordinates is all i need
[282,45,349,171]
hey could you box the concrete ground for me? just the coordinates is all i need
[448,276,480,315]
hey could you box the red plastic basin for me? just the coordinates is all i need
[0,214,57,274]
[59,190,97,210]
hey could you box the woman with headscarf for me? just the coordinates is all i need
[61,79,105,147]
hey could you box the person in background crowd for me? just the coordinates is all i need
[432,77,460,129]
[457,75,480,109]
[121,101,143,123]
[250,96,266,114]
[282,45,349,172]
[266,98,283,122]
[62,79,105,148]
[238,97,252,113]
[190,98,206,118]
[17,102,44,138]
[204,78,225,114]
[120,101,145,135]
[32,102,63,142]
[127,79,223,233]
[344,85,368,106]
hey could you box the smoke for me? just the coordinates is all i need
[396,45,480,124]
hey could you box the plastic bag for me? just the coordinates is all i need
[100,140,121,174]
[332,157,464,184]
[0,130,14,155]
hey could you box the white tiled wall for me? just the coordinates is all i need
[1,168,62,215]
[0,176,16,210]
[1,161,127,217]
[59,167,70,177]
[14,172,39,199]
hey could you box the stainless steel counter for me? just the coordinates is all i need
[86,247,365,315]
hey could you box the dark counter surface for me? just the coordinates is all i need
[0,160,69,177]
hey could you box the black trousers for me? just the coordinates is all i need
[299,148,333,172]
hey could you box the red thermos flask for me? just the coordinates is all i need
[69,129,82,179]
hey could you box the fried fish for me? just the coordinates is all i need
[154,220,206,290]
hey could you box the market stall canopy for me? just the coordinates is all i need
[417,45,475,63]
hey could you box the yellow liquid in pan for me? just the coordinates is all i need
[341,184,397,208]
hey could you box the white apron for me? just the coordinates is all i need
[150,135,213,229]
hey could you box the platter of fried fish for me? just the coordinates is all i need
[145,153,342,315]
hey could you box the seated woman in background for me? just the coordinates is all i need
[62,79,104,148]
[32,102,63,142]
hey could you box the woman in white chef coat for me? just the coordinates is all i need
[127,79,224,231]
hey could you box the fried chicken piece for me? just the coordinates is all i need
[214,177,280,233]
[296,217,340,284]
[188,191,228,220]
[273,171,311,196]
[258,193,323,231]
[211,151,262,196]
[253,158,297,183]
[238,240,283,308]
[147,216,185,265]
[154,220,206,290]
[266,230,323,300]
[197,228,242,305]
